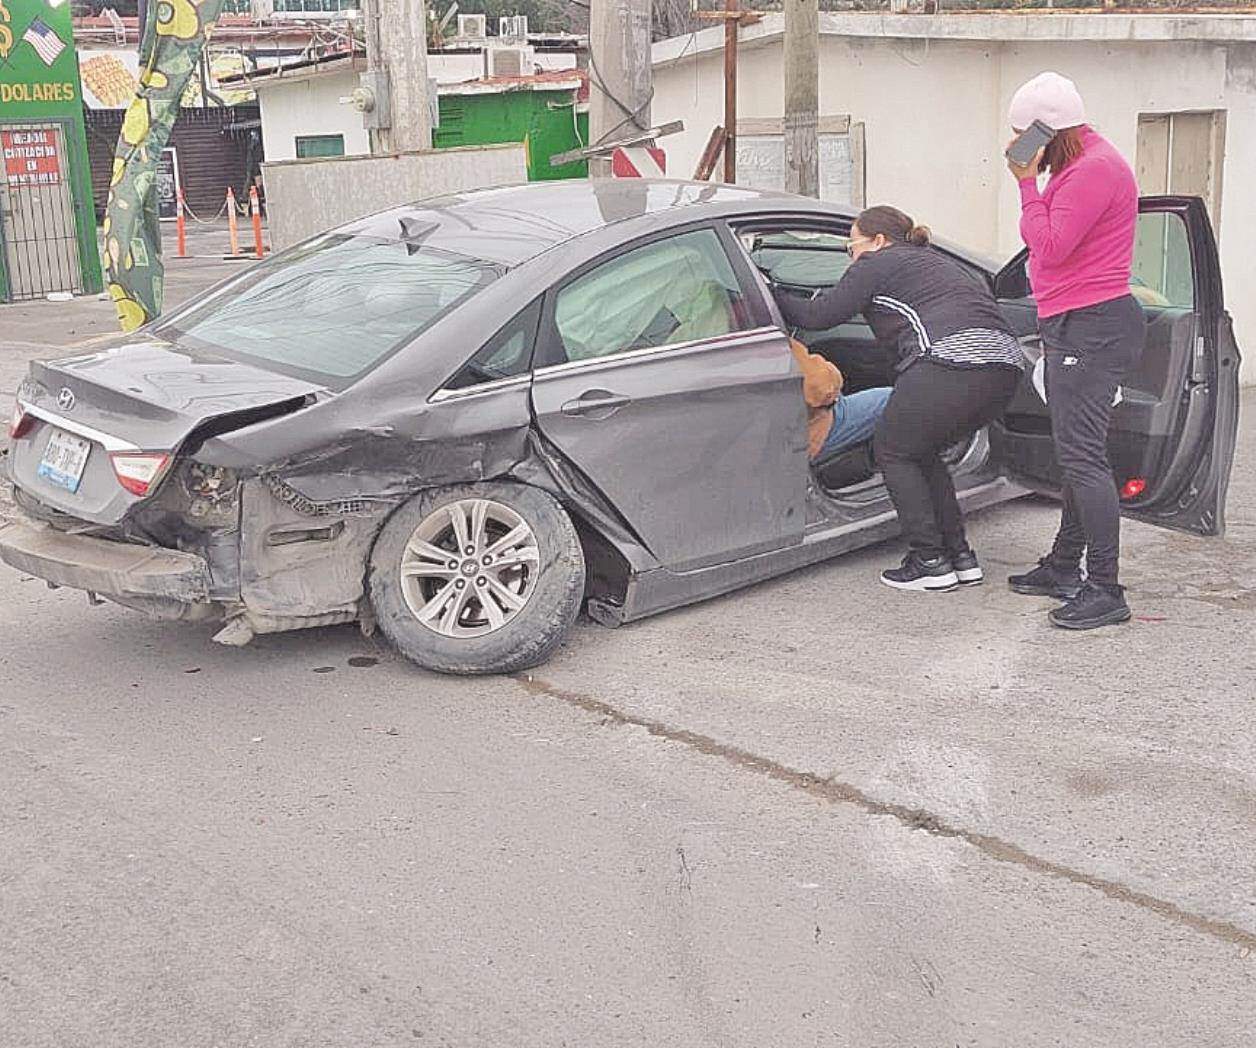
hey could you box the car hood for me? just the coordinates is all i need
[21,338,323,452]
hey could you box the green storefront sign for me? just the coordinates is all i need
[0,0,103,302]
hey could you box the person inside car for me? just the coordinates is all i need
[790,337,893,461]
[775,206,1024,593]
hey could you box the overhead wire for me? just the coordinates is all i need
[565,0,655,147]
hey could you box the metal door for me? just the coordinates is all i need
[994,196,1240,537]
[532,328,809,572]
[530,224,810,572]
[0,121,83,300]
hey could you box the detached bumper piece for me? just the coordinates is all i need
[0,519,211,603]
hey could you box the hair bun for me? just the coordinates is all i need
[855,205,931,246]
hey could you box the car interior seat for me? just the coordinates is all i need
[811,433,974,494]
[811,440,878,491]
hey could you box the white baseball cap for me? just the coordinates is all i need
[1009,72,1087,131]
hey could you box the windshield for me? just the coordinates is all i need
[157,234,499,385]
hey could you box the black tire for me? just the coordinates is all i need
[368,482,585,675]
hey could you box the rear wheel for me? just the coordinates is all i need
[369,483,585,675]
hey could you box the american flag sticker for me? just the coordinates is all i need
[23,19,66,67]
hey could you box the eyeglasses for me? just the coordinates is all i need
[846,235,874,256]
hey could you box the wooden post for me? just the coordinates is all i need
[226,187,239,257]
[693,126,728,181]
[723,0,738,184]
[696,8,763,182]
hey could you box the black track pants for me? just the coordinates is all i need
[1040,295,1146,586]
[874,360,1022,559]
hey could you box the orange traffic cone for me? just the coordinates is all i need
[249,185,265,259]
[226,187,240,257]
[175,187,187,259]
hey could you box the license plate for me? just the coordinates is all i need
[37,428,92,493]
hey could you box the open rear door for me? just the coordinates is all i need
[991,195,1240,537]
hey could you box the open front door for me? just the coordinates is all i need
[992,196,1240,537]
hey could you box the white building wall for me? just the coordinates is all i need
[653,24,1256,382]
[534,52,578,73]
[429,53,486,83]
[257,70,371,162]
[990,41,1232,255]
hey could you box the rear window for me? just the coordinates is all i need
[158,234,499,385]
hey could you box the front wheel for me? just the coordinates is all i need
[368,483,586,675]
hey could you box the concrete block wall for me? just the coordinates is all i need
[261,143,528,250]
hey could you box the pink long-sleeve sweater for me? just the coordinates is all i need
[1018,127,1138,319]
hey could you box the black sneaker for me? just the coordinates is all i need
[1048,582,1131,630]
[881,552,959,593]
[949,547,984,586]
[1008,556,1083,600]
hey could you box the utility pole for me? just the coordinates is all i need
[588,0,653,177]
[783,0,819,196]
[360,0,433,154]
[723,0,738,183]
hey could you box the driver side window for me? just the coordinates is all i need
[1132,212,1196,309]
[552,228,749,363]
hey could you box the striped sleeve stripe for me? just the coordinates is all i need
[872,295,931,357]
[930,329,1024,367]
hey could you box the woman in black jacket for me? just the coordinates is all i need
[776,205,1024,592]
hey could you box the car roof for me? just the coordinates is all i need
[333,179,832,267]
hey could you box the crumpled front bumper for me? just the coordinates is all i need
[0,518,211,603]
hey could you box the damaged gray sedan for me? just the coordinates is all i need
[1,181,1238,673]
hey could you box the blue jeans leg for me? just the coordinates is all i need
[817,387,893,459]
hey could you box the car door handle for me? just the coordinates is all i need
[560,389,631,419]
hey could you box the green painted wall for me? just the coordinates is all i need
[0,0,103,300]
[433,89,588,181]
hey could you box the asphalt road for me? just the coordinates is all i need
[2,243,1255,1046]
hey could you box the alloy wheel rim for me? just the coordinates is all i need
[399,498,541,639]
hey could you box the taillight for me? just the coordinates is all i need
[110,452,171,497]
[8,403,33,440]
[1120,477,1147,500]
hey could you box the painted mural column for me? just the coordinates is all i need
[0,0,103,302]
[103,0,223,330]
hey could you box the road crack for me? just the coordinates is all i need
[516,674,1256,951]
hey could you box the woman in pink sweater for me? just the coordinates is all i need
[1004,72,1145,631]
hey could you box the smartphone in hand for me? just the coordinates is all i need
[1006,119,1057,166]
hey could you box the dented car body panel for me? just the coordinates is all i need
[0,181,1237,655]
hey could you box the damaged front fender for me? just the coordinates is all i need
[184,371,658,631]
